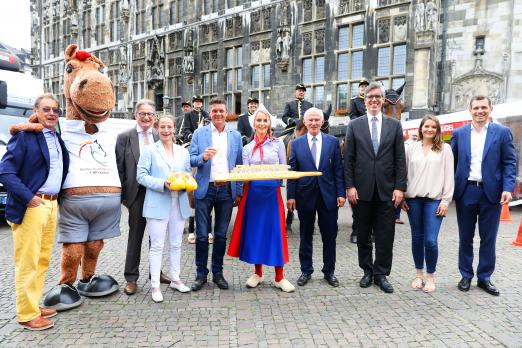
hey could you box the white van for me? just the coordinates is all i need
[0,69,44,215]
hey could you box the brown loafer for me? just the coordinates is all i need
[19,316,54,331]
[39,307,57,319]
[124,281,137,295]
[160,272,172,284]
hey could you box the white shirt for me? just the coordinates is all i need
[61,120,121,188]
[307,132,322,169]
[367,112,383,147]
[210,123,229,182]
[469,122,489,181]
[405,142,455,206]
[137,124,153,153]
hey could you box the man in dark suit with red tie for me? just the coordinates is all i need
[287,107,346,287]
[344,82,407,294]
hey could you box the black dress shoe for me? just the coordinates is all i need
[457,277,471,292]
[297,273,311,286]
[374,275,394,293]
[212,274,229,290]
[191,276,207,291]
[324,274,339,287]
[350,233,357,244]
[477,280,500,296]
[359,273,372,288]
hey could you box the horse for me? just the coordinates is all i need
[279,104,332,233]
[383,83,406,120]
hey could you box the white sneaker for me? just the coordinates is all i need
[187,233,196,244]
[274,278,295,293]
[246,274,263,288]
[170,281,191,293]
[208,233,214,244]
[151,288,163,303]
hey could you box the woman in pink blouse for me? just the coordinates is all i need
[403,115,454,292]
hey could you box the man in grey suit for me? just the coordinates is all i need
[116,99,170,295]
[344,82,407,294]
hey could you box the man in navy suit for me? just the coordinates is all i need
[0,94,69,330]
[189,97,243,291]
[287,107,346,287]
[451,95,516,296]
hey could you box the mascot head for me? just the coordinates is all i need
[64,44,115,124]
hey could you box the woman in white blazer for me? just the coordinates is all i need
[137,115,192,302]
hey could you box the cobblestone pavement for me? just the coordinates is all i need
[1,192,522,347]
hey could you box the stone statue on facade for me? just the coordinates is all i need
[119,45,128,89]
[146,37,165,89]
[282,31,291,59]
[414,2,425,32]
[182,52,194,74]
[425,1,437,31]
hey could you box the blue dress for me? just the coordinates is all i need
[228,138,289,266]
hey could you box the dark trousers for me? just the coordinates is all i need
[298,193,338,275]
[456,183,502,281]
[353,189,395,276]
[124,188,147,282]
[195,183,234,277]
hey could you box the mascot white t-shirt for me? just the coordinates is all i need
[61,120,121,188]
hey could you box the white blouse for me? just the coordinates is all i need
[405,141,454,206]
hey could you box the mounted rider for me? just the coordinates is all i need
[180,95,210,143]
[282,84,313,129]
[349,79,369,120]
[237,96,259,145]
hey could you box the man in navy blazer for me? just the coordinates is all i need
[0,94,69,330]
[451,95,516,296]
[287,107,346,287]
[189,97,243,291]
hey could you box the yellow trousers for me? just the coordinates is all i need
[9,200,58,322]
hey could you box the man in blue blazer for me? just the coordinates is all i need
[287,108,346,287]
[189,97,243,291]
[451,96,516,296]
[0,94,69,330]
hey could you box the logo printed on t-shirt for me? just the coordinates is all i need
[79,139,108,166]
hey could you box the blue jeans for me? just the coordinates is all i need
[194,183,234,277]
[406,198,444,274]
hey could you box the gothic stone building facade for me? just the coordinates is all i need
[30,0,522,120]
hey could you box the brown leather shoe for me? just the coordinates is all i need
[39,307,57,319]
[160,272,172,284]
[19,316,54,331]
[124,281,137,295]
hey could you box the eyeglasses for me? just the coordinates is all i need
[41,107,61,115]
[366,95,383,100]
[137,112,154,118]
